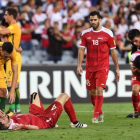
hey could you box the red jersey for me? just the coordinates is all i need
[130,51,140,78]
[11,114,48,129]
[80,27,116,72]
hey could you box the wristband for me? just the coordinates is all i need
[22,124,25,129]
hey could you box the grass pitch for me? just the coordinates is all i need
[0,102,140,140]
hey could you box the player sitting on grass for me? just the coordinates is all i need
[127,55,140,118]
[0,92,87,130]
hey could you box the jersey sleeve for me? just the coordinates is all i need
[11,49,18,65]
[7,25,16,34]
[79,33,87,48]
[107,31,116,49]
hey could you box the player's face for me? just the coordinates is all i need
[131,36,140,47]
[0,113,10,128]
[1,50,12,62]
[89,15,101,30]
[4,11,12,24]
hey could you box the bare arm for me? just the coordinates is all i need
[14,46,22,53]
[7,64,18,103]
[0,29,11,35]
[12,124,39,130]
[110,48,120,82]
[131,67,140,76]
[77,47,85,76]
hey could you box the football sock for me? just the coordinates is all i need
[90,95,103,115]
[90,95,96,106]
[138,106,140,112]
[132,94,139,112]
[7,87,15,113]
[0,97,6,112]
[64,98,77,123]
[15,87,21,112]
[93,95,104,118]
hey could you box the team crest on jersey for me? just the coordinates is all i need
[87,37,91,39]
[98,38,103,40]
[9,26,14,29]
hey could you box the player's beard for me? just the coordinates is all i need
[92,22,100,30]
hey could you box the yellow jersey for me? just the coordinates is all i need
[7,23,21,48]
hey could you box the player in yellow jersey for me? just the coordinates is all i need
[0,8,22,116]
[0,42,18,112]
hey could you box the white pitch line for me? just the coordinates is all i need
[75,111,132,113]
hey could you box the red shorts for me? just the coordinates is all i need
[29,101,63,128]
[131,75,140,86]
[86,69,109,89]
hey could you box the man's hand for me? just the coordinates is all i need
[12,124,23,130]
[116,69,120,82]
[77,66,83,76]
[7,91,15,104]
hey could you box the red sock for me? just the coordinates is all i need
[64,98,77,123]
[90,95,96,106]
[132,94,139,112]
[90,95,103,115]
[93,96,104,118]
[138,106,140,112]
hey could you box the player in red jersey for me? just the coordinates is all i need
[126,29,140,118]
[0,92,87,130]
[77,11,120,123]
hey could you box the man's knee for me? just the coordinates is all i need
[132,88,139,96]
[96,87,103,96]
[89,89,96,96]
[0,88,7,98]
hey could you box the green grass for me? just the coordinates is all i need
[0,103,140,140]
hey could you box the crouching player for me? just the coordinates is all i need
[127,54,140,118]
[0,92,87,130]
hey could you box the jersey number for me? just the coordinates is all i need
[92,40,99,45]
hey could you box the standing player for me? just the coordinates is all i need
[77,11,120,123]
[126,29,140,118]
[0,42,18,112]
[0,8,22,116]
[0,92,87,130]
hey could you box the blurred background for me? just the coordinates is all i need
[0,0,139,103]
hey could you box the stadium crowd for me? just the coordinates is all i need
[0,0,140,64]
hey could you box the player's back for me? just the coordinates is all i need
[7,23,21,48]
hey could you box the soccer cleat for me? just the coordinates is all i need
[98,114,104,122]
[70,121,87,128]
[54,124,58,128]
[15,111,21,114]
[133,112,139,118]
[126,113,134,118]
[91,117,99,123]
[6,110,14,117]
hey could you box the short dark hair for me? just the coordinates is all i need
[89,11,101,19]
[0,122,8,130]
[6,7,18,19]
[134,55,140,69]
[1,18,9,27]
[128,29,140,41]
[2,42,13,53]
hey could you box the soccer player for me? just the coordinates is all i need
[0,8,22,116]
[0,42,18,112]
[0,92,87,130]
[77,11,120,123]
[126,29,140,118]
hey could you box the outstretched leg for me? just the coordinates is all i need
[55,93,87,128]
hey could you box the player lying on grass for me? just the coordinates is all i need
[0,92,87,130]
